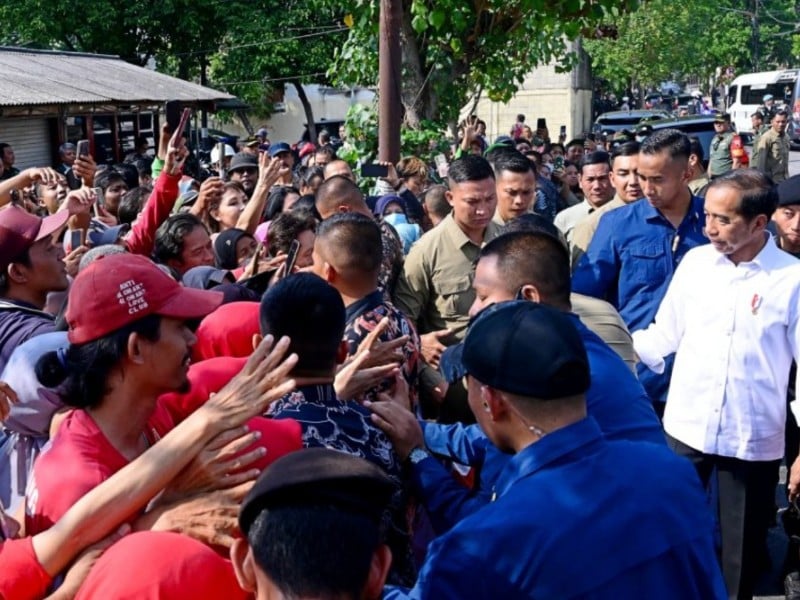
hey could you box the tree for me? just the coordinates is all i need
[584,0,797,94]
[0,0,230,74]
[329,0,638,128]
[206,0,345,141]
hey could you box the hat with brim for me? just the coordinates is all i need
[714,113,730,123]
[268,142,292,158]
[67,253,222,344]
[0,206,69,270]
[87,223,130,248]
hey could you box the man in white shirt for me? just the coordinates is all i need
[632,169,800,599]
[554,151,613,244]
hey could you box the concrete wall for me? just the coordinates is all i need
[470,42,594,142]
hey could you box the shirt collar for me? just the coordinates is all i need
[713,232,783,270]
[345,289,383,324]
[493,417,603,499]
[442,213,499,250]
[642,194,704,225]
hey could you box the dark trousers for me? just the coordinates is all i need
[667,435,780,600]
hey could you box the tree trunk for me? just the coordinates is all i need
[398,5,428,128]
[292,80,317,144]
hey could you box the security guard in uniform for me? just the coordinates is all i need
[756,109,791,183]
[707,113,746,178]
[750,110,766,168]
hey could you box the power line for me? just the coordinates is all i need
[172,27,347,58]
[215,71,329,86]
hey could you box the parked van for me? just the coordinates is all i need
[726,69,798,133]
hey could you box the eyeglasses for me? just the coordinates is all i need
[232,168,258,176]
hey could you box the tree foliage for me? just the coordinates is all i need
[584,0,797,92]
[330,0,639,127]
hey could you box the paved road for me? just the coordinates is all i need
[788,149,800,178]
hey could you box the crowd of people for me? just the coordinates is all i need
[0,106,798,600]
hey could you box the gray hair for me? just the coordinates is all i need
[78,244,127,272]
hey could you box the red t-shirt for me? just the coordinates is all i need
[0,536,52,600]
[75,531,250,600]
[25,405,174,536]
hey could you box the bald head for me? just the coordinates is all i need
[315,176,369,219]
[323,160,355,182]
[315,212,382,286]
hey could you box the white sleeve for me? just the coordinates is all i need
[632,252,693,373]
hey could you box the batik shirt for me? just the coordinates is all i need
[379,220,404,301]
[267,384,416,585]
[343,290,421,409]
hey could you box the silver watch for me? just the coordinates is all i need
[407,447,429,465]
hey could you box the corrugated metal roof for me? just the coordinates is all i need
[0,47,235,107]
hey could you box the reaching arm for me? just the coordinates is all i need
[235,154,287,235]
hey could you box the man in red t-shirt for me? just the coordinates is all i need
[25,254,301,536]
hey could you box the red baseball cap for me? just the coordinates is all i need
[66,253,223,345]
[0,206,69,270]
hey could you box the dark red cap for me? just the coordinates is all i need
[66,253,223,345]
[0,206,69,270]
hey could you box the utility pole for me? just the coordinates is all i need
[378,0,402,163]
[751,0,760,71]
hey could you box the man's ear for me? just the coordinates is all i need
[518,284,541,304]
[252,333,263,352]
[322,262,337,285]
[445,190,454,208]
[337,204,351,214]
[127,332,148,366]
[6,262,28,285]
[363,544,393,600]
[483,386,508,422]
[230,538,257,593]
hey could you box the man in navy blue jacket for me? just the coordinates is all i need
[373,301,726,599]
[370,230,664,534]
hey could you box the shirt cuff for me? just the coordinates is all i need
[631,330,666,374]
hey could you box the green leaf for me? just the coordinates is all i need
[429,9,446,30]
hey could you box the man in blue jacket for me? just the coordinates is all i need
[372,301,726,599]
[370,229,664,534]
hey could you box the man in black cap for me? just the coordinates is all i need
[374,301,725,599]
[774,175,800,259]
[231,449,394,600]
[708,113,746,178]
[228,153,259,198]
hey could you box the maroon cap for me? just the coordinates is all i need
[66,253,223,345]
[0,206,69,270]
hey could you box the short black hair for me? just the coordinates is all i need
[549,143,565,154]
[566,139,584,149]
[688,136,704,163]
[0,247,31,296]
[639,129,690,161]
[265,186,301,221]
[579,151,610,174]
[315,145,337,161]
[259,273,345,376]
[421,185,451,220]
[112,163,139,190]
[36,314,162,409]
[248,504,381,600]
[118,187,151,225]
[153,213,206,265]
[480,231,571,309]
[709,169,778,221]
[316,212,382,277]
[484,145,518,166]
[610,141,640,164]
[775,108,790,119]
[315,176,364,218]
[489,150,534,178]
[447,155,495,185]
[94,169,127,192]
[267,211,316,258]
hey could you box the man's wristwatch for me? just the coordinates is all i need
[406,447,429,466]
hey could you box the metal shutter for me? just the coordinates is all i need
[0,118,51,170]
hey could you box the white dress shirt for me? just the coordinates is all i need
[633,235,800,460]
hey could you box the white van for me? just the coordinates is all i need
[726,69,798,133]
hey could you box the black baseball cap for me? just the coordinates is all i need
[777,175,800,207]
[458,301,590,399]
[239,448,395,536]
